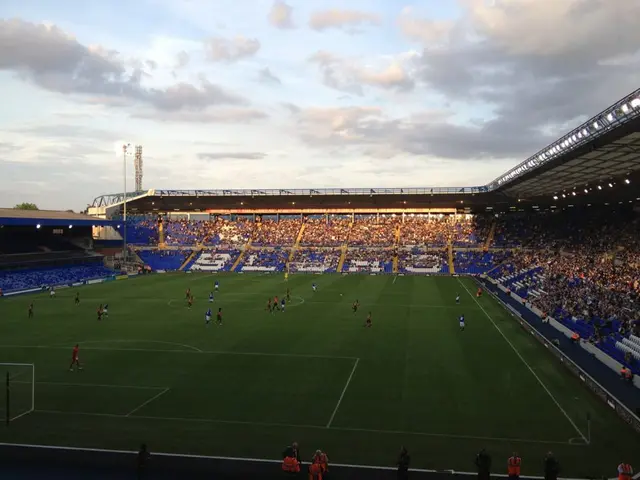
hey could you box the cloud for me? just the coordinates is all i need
[197,152,267,160]
[309,51,414,94]
[11,124,123,142]
[289,104,545,161]
[269,1,294,29]
[132,108,268,123]
[406,0,640,160]
[205,36,261,62]
[0,19,247,115]
[175,50,190,68]
[258,67,282,84]
[308,9,381,32]
[398,9,453,44]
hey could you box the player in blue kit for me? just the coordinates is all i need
[455,294,460,304]
[312,283,317,292]
[459,314,465,331]
[214,280,219,292]
[205,308,212,326]
[280,297,286,312]
[103,303,109,318]
[209,292,214,303]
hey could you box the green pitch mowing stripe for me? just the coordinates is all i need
[0,273,639,477]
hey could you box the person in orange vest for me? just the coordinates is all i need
[282,442,301,476]
[620,367,633,384]
[308,460,323,480]
[311,450,329,476]
[476,287,483,297]
[571,332,580,344]
[507,452,522,479]
[618,462,633,480]
[282,453,301,475]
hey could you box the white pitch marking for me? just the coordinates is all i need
[457,278,589,445]
[326,358,360,428]
[126,387,170,417]
[31,409,579,446]
[13,381,165,390]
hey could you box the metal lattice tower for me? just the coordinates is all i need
[134,145,143,192]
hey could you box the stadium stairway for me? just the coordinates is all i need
[288,223,306,262]
[484,219,497,251]
[447,241,455,274]
[231,239,252,272]
[337,245,348,272]
[179,247,202,271]
[158,220,166,248]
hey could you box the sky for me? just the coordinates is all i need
[0,0,639,211]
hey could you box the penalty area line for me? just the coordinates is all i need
[326,358,360,428]
[126,388,170,417]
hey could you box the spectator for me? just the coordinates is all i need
[137,443,150,479]
[543,452,560,480]
[475,448,492,480]
[397,446,410,480]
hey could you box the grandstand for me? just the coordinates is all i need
[1,90,639,478]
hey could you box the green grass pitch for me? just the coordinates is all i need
[0,272,638,476]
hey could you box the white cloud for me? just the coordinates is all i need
[269,1,294,29]
[308,9,381,31]
[205,36,261,62]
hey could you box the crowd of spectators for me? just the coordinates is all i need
[349,216,398,246]
[400,216,451,246]
[301,217,351,246]
[252,218,301,246]
[489,207,640,357]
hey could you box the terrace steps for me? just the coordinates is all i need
[288,224,306,262]
[484,219,497,251]
[392,254,399,274]
[394,225,401,245]
[337,244,348,272]
[158,220,165,248]
[447,240,455,274]
[179,248,201,271]
[231,239,252,272]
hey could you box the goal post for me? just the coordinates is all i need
[0,363,35,425]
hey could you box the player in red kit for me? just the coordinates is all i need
[476,287,483,298]
[186,288,191,300]
[69,344,82,371]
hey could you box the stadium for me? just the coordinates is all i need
[0,86,639,479]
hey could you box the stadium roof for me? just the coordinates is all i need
[490,88,640,200]
[0,208,117,227]
[89,89,640,212]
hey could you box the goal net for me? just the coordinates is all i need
[0,363,35,423]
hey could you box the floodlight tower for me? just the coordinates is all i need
[134,145,143,192]
[122,143,134,261]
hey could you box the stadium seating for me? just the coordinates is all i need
[137,250,192,271]
[398,249,448,274]
[0,264,115,292]
[342,248,393,273]
[238,250,288,272]
[289,249,340,273]
[189,249,239,272]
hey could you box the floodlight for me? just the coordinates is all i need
[36,224,41,229]
[625,178,630,184]
[69,225,73,229]
[607,113,614,121]
[584,189,588,193]
[582,129,588,136]
[593,121,599,129]
[608,183,613,188]
[631,98,640,109]
[621,104,629,114]
[597,185,602,190]
[562,194,566,198]
[553,195,558,200]
[572,191,576,196]
[572,135,577,142]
